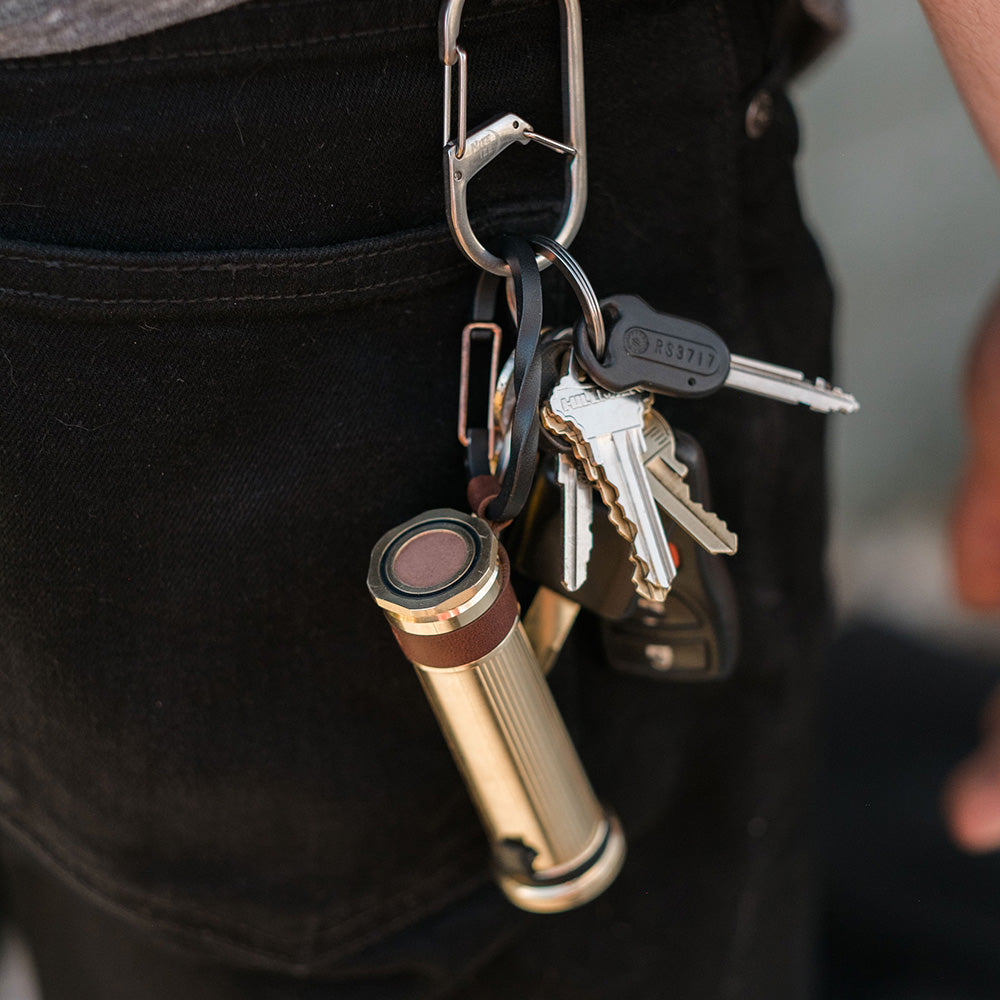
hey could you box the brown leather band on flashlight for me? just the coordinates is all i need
[390,549,518,668]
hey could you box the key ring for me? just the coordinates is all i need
[493,236,607,469]
[488,237,606,506]
[527,234,606,359]
[492,239,605,470]
[528,234,604,358]
[480,234,545,526]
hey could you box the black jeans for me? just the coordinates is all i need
[0,1,832,996]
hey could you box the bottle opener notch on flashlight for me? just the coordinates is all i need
[368,509,625,913]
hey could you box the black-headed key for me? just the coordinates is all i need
[577,294,858,413]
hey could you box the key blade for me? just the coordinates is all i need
[557,453,593,592]
[543,397,673,602]
[726,355,859,413]
[639,408,689,478]
[605,426,677,593]
[573,477,593,589]
[645,457,738,555]
[641,410,737,554]
[545,372,676,600]
[523,586,581,676]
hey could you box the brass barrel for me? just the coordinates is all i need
[368,509,624,913]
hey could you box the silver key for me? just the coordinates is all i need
[543,368,676,601]
[726,355,859,413]
[641,411,738,555]
[556,452,593,592]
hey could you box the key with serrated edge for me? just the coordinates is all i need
[544,404,673,602]
[642,410,738,555]
[506,453,640,621]
[556,451,593,592]
[578,294,859,414]
[602,427,741,682]
[542,367,676,601]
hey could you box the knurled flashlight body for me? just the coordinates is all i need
[367,509,625,913]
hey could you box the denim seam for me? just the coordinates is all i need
[0,263,468,304]
[0,201,559,273]
[1,795,483,935]
[0,234,451,273]
[0,806,486,957]
[0,5,546,71]
[300,865,490,968]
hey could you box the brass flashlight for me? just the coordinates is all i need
[367,508,625,913]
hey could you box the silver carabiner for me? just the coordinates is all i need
[439,0,587,276]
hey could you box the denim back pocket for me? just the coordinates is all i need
[0,0,832,985]
[0,0,570,972]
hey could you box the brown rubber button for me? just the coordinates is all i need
[390,528,475,591]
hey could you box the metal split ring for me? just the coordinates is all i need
[527,235,605,359]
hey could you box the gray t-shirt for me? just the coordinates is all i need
[0,0,246,57]
[0,0,847,60]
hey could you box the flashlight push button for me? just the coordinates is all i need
[369,510,502,635]
[388,527,475,593]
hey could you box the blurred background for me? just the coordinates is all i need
[797,3,1000,649]
[3,4,1000,998]
[795,7,1000,995]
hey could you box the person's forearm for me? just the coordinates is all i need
[920,0,1000,172]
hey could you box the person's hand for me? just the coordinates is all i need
[917,1,1000,850]
[953,284,1000,609]
[945,689,1000,851]
[944,283,1000,851]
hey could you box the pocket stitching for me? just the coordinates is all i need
[0,261,467,305]
[0,231,454,274]
[0,4,548,71]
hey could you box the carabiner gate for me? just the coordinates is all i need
[439,0,587,276]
